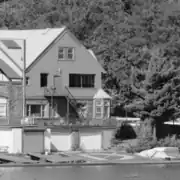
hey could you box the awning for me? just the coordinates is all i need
[0,59,21,79]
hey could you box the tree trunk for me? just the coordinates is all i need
[139,117,156,139]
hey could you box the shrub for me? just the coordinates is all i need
[125,134,180,154]
[112,121,137,142]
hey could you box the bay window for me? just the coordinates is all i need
[94,99,110,119]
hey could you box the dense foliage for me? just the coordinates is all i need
[1,0,180,136]
[126,135,180,153]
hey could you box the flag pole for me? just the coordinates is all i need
[22,39,26,120]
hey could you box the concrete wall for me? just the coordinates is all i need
[0,126,115,154]
[12,128,23,153]
[26,31,103,97]
[0,128,22,154]
[0,128,13,153]
[102,129,114,149]
[45,127,116,152]
[44,128,51,153]
[51,128,72,151]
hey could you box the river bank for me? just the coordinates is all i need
[0,151,180,167]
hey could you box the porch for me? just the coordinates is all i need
[25,88,112,126]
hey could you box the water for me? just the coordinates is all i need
[0,164,179,180]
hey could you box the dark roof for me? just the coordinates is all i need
[0,59,21,79]
[1,40,21,49]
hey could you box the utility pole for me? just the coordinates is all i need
[22,39,26,119]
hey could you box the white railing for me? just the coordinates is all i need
[21,116,35,125]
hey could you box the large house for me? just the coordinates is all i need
[0,27,111,125]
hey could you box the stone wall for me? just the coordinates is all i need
[0,81,23,125]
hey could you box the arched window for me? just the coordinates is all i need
[0,97,7,118]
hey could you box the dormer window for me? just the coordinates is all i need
[58,47,75,60]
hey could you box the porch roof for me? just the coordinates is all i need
[67,88,97,99]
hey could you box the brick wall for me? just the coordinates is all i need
[0,82,23,125]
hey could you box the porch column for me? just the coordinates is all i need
[67,98,69,124]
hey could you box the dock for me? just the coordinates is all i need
[27,152,86,163]
[0,154,37,164]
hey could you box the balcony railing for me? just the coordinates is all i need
[21,117,37,126]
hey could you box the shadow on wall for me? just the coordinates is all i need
[115,122,137,140]
[51,142,58,152]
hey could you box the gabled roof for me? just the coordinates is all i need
[88,49,106,73]
[0,27,66,70]
[0,59,21,79]
[93,88,112,99]
[0,27,106,75]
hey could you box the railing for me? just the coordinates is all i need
[65,86,85,121]
[21,116,36,125]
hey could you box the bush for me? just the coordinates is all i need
[112,121,137,141]
[125,135,180,154]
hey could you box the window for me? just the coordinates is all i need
[26,104,45,117]
[95,99,103,119]
[69,74,81,87]
[94,99,110,119]
[58,47,65,60]
[40,73,48,87]
[104,100,110,118]
[69,74,95,88]
[58,47,75,60]
[67,48,74,60]
[0,97,7,118]
[0,104,7,117]
[26,77,30,86]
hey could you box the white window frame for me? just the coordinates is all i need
[95,99,103,119]
[58,47,65,60]
[94,99,110,119]
[26,104,46,118]
[0,103,7,118]
[58,47,75,61]
[67,47,74,60]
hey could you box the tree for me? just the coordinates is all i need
[125,47,180,138]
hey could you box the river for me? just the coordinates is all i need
[0,164,180,180]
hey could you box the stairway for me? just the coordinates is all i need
[65,86,85,122]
